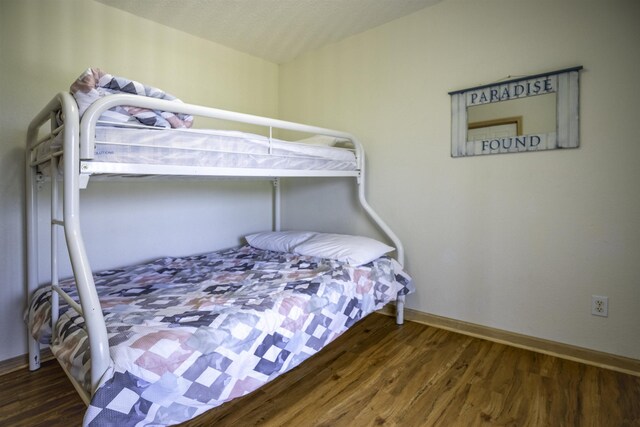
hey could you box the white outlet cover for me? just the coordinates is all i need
[591,295,609,317]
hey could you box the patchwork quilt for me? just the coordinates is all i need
[28,245,413,426]
[70,67,194,129]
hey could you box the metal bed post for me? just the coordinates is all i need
[59,93,111,393]
[26,108,42,372]
[26,92,111,392]
[351,137,406,324]
[48,110,63,336]
[273,178,281,232]
[50,147,60,334]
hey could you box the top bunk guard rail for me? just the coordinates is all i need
[80,94,361,162]
[26,91,406,398]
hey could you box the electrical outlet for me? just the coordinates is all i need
[591,295,608,317]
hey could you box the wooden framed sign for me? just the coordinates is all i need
[449,66,582,157]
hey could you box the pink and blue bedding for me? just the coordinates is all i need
[71,67,193,129]
[28,245,413,426]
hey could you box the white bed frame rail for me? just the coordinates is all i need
[26,92,406,398]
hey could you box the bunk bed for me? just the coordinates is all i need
[25,71,413,426]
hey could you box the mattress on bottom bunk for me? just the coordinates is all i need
[37,125,357,172]
[28,245,413,426]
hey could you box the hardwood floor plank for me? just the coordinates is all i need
[2,313,639,426]
[0,359,86,427]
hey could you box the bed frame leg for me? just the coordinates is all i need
[396,295,405,325]
[272,178,281,232]
[28,335,41,371]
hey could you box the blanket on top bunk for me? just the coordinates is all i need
[70,67,194,129]
[28,245,413,426]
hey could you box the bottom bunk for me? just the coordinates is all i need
[27,238,413,426]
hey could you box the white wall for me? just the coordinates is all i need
[280,0,640,359]
[0,0,279,361]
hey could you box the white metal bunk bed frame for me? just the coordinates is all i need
[26,92,406,401]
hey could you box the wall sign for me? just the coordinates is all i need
[449,66,582,157]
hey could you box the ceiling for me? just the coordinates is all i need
[96,0,442,64]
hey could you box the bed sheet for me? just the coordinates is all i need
[28,245,413,426]
[37,126,357,173]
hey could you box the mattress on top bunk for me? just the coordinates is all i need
[37,125,357,172]
[28,245,413,426]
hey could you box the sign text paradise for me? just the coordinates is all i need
[466,75,556,106]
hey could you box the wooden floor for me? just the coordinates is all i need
[1,314,639,426]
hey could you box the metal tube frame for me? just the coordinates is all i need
[26,92,407,400]
[26,93,110,395]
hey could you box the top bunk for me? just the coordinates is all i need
[27,69,363,185]
[25,69,403,267]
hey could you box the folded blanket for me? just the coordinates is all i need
[70,68,193,128]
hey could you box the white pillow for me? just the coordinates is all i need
[245,231,316,253]
[293,233,394,266]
